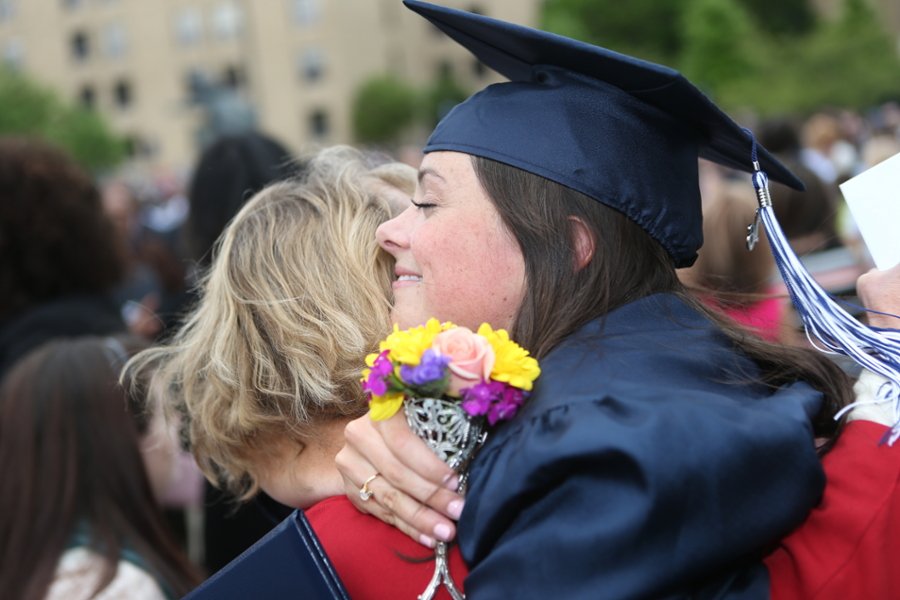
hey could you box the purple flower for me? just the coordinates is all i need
[487,385,526,425]
[363,350,393,397]
[400,348,451,386]
[461,380,504,417]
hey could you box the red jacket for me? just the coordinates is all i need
[765,420,900,600]
[307,495,469,600]
[310,420,897,599]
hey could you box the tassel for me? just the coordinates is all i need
[742,128,900,444]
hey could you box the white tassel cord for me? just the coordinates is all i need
[755,185,900,444]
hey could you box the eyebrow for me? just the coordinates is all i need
[417,167,446,185]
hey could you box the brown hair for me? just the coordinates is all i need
[471,155,852,446]
[130,146,416,499]
[0,137,125,320]
[0,337,201,600]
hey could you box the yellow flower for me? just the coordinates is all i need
[379,318,455,365]
[369,392,405,421]
[477,323,541,391]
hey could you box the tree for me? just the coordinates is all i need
[541,0,685,64]
[735,0,815,36]
[422,73,469,128]
[352,75,417,144]
[793,0,900,110]
[0,68,125,170]
[680,0,756,95]
[540,0,900,115]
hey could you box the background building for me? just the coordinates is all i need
[0,0,539,168]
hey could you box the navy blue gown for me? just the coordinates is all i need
[458,294,825,599]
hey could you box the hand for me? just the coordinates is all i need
[335,410,465,548]
[857,262,900,329]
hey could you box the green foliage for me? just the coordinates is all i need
[0,68,125,170]
[794,0,900,109]
[352,75,418,144]
[735,0,815,36]
[540,0,900,115]
[717,0,900,113]
[422,73,470,127]
[542,0,683,63]
[352,72,470,144]
[680,0,756,93]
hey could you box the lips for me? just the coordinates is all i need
[393,268,423,288]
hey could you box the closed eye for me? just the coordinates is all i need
[411,199,436,209]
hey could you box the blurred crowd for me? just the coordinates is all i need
[1,100,898,599]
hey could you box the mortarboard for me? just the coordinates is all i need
[407,0,900,441]
[404,0,803,268]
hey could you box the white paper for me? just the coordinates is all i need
[840,151,900,270]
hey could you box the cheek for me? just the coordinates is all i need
[418,226,525,329]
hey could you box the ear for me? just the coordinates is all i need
[568,216,595,272]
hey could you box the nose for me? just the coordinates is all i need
[376,203,414,254]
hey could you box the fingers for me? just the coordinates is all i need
[336,411,466,547]
[857,262,900,328]
[350,411,462,510]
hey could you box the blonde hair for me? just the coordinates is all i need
[129,146,414,498]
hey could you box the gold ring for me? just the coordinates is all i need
[359,474,380,501]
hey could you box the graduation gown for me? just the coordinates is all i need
[458,293,825,600]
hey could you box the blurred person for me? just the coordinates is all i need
[0,336,202,600]
[681,183,784,342]
[759,118,843,255]
[184,132,295,270]
[128,147,466,599]
[123,132,296,343]
[860,134,900,170]
[800,112,858,185]
[0,137,126,382]
[102,179,187,340]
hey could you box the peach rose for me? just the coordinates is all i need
[433,327,496,397]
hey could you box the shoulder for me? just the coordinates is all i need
[767,420,900,600]
[45,547,167,600]
[307,497,469,600]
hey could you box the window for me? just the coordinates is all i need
[298,48,324,83]
[71,31,90,61]
[103,23,127,58]
[1,38,23,70]
[291,0,319,27]
[308,109,328,138]
[79,85,95,109]
[212,1,243,40]
[175,7,203,46]
[0,0,15,22]
[114,79,132,108]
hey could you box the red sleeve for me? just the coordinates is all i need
[306,496,469,600]
[765,420,900,600]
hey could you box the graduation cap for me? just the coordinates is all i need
[408,0,900,441]
[405,0,803,268]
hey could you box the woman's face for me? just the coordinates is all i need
[376,151,526,332]
[254,419,348,509]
